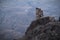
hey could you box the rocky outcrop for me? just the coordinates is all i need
[19,8,60,40]
[25,18,60,40]
[25,16,55,35]
[37,22,60,40]
[24,10,60,40]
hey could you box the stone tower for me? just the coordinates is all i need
[36,8,43,19]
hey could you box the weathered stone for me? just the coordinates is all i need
[20,8,60,40]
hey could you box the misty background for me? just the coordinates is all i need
[0,0,60,40]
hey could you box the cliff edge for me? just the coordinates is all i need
[18,8,60,40]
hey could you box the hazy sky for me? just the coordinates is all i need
[0,0,60,40]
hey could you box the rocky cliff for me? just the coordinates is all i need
[24,17,60,40]
[18,8,60,40]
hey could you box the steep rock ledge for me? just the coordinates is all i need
[18,8,60,40]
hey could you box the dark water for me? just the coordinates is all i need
[0,0,60,40]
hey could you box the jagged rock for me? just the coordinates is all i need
[25,16,55,35]
[40,22,60,40]
[25,21,60,40]
[24,18,60,40]
[20,8,60,40]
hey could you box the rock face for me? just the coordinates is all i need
[20,8,60,40]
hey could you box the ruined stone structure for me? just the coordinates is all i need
[19,8,60,40]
